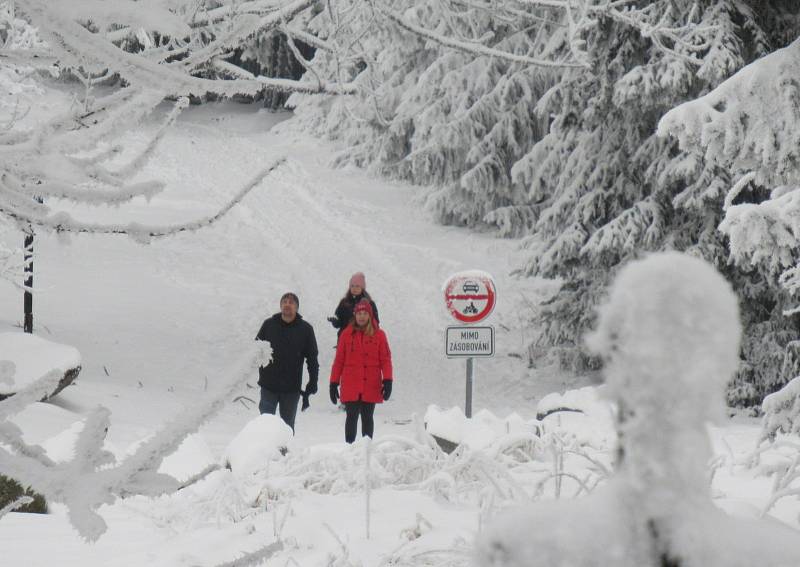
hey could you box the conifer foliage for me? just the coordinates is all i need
[290,1,800,405]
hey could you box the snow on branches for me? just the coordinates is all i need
[659,38,800,303]
[0,0,355,251]
[0,342,270,541]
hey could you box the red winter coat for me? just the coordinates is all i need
[330,324,393,403]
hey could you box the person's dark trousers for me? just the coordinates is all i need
[344,400,376,443]
[259,388,301,431]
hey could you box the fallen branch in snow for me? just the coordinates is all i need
[177,463,223,491]
[211,540,284,567]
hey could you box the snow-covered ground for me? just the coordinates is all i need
[2,96,800,565]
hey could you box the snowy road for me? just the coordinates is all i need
[0,101,598,567]
[0,102,582,452]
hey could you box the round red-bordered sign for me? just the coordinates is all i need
[444,272,496,323]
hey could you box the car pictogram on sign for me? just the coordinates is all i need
[462,281,480,293]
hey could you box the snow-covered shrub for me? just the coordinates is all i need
[223,414,293,479]
[586,252,741,496]
[476,253,800,567]
[760,376,800,442]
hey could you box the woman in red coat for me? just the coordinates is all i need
[329,299,393,443]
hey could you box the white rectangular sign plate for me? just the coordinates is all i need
[446,326,494,357]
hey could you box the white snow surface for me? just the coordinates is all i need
[222,414,292,478]
[1,94,800,565]
[0,332,81,394]
[423,405,531,450]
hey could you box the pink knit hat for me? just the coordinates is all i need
[349,272,366,289]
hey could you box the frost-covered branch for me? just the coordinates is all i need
[378,3,586,69]
[0,343,271,540]
[0,495,33,518]
[0,158,286,242]
[178,0,322,73]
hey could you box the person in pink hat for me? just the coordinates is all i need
[329,299,393,443]
[328,272,380,339]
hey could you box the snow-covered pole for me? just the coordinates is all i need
[22,228,32,333]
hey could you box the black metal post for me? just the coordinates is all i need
[23,230,33,333]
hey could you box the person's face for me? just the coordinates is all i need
[280,296,298,320]
[354,310,370,327]
[350,283,363,296]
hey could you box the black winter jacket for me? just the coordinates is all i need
[331,294,379,337]
[255,313,319,392]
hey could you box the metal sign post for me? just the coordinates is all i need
[466,357,473,418]
[443,270,497,419]
[446,325,493,418]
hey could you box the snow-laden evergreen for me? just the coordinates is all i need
[659,35,800,404]
[287,0,800,404]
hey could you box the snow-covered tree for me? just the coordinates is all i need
[659,27,800,405]
[504,1,800,378]
[285,2,800,402]
[0,0,362,329]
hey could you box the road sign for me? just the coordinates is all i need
[444,272,496,323]
[446,326,494,357]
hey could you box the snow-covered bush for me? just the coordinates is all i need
[586,252,741,495]
[760,376,800,442]
[477,253,800,567]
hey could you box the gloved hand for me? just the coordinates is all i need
[327,316,338,328]
[382,380,392,401]
[330,383,339,405]
[305,380,318,395]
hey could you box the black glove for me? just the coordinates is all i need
[327,316,338,328]
[330,383,339,405]
[382,380,392,401]
[305,381,318,395]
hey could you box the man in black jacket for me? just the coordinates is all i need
[255,292,319,431]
